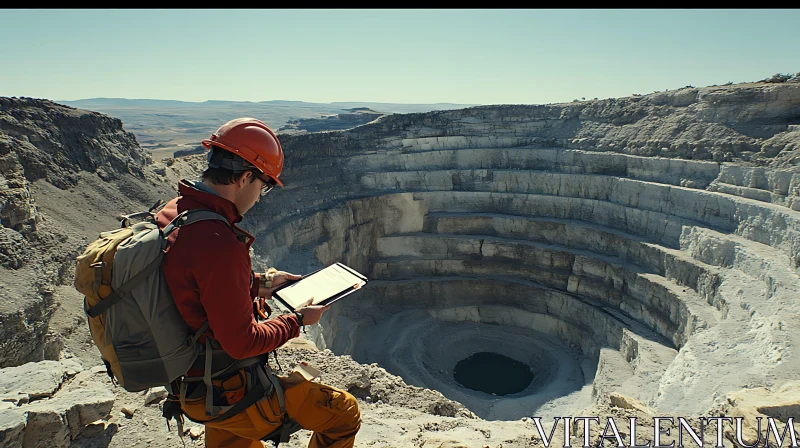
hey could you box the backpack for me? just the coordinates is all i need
[74,202,227,392]
[74,201,301,445]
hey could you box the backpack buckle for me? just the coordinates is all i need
[149,199,167,213]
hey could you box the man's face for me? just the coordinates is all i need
[236,171,271,215]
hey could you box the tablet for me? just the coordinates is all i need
[271,262,368,312]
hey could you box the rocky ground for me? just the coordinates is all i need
[6,342,797,447]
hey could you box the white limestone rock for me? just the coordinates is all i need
[0,407,26,448]
[0,366,114,448]
[144,387,168,406]
[21,384,114,446]
[0,359,82,405]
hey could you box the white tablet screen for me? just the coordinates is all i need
[274,263,366,310]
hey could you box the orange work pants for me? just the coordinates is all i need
[180,371,361,448]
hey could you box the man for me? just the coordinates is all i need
[155,117,361,448]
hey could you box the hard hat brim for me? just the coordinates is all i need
[202,139,284,187]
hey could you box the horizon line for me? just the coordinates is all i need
[56,97,484,106]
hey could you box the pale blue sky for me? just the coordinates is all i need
[1,9,798,105]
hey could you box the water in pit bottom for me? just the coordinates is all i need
[454,351,535,396]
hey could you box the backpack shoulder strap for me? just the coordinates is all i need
[162,209,230,238]
[183,209,231,227]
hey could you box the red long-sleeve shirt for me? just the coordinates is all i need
[155,180,300,360]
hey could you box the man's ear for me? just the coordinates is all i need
[237,171,252,188]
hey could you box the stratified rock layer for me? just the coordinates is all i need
[245,82,800,420]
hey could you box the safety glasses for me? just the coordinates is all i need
[254,172,277,196]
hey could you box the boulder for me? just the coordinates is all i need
[720,382,800,447]
[0,360,114,448]
[609,392,654,415]
[144,387,168,406]
[0,359,82,405]
[15,384,114,448]
[0,406,26,448]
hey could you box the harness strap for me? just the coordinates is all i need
[170,357,301,445]
[189,321,209,346]
[258,365,286,415]
[169,395,185,440]
[175,379,239,423]
[196,342,268,418]
[179,381,189,415]
[183,359,274,424]
[256,364,293,444]
[189,348,265,379]
[204,338,218,417]
[206,379,267,423]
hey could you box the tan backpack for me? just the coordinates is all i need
[74,204,300,445]
[74,206,225,391]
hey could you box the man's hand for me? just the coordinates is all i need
[271,271,302,289]
[295,298,330,326]
[258,270,302,297]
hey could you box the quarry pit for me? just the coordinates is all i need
[252,141,800,422]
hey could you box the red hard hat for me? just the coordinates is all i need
[201,117,284,187]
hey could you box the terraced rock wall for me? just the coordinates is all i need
[247,83,800,420]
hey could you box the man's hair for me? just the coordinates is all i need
[201,145,259,185]
[201,167,259,185]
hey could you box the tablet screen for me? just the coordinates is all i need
[273,263,367,310]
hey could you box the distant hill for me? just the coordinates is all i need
[331,101,481,114]
[62,98,479,111]
[278,108,386,135]
[60,98,194,108]
[59,98,479,160]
